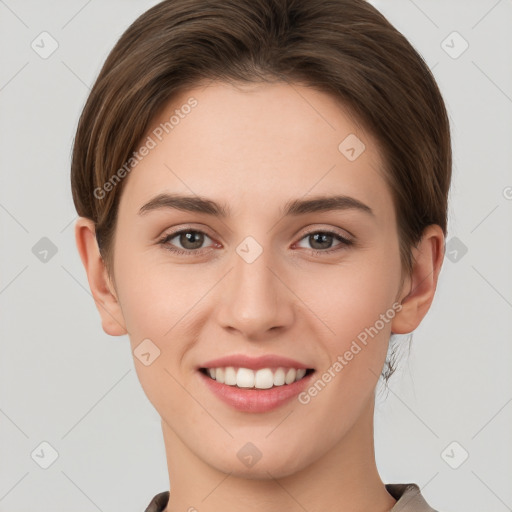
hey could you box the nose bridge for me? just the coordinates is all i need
[218,236,290,336]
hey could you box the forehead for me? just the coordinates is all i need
[118,81,393,223]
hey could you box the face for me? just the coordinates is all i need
[109,81,405,477]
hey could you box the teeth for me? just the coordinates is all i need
[273,367,285,386]
[237,367,255,388]
[203,366,310,389]
[225,366,237,386]
[285,368,296,384]
[254,368,274,389]
[296,368,306,380]
[215,367,225,384]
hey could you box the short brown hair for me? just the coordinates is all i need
[71,0,451,275]
[71,0,451,378]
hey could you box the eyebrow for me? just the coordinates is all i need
[138,193,374,218]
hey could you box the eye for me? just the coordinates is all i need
[295,229,353,255]
[158,227,354,257]
[158,228,215,255]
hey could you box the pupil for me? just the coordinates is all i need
[311,233,331,250]
[181,231,204,249]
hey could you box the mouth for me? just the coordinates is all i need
[199,366,315,389]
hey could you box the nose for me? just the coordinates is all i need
[216,243,294,339]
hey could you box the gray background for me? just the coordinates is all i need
[1,0,511,511]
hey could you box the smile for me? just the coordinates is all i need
[198,366,317,413]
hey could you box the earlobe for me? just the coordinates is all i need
[74,217,128,336]
[391,225,445,334]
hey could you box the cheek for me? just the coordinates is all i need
[113,249,205,410]
[306,250,401,343]
[113,243,202,338]
[293,252,401,422]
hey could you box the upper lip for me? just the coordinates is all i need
[199,354,313,371]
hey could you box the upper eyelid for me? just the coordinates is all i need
[300,226,353,240]
[159,225,215,242]
[160,224,352,237]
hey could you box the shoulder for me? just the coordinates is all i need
[144,490,170,512]
[386,483,441,512]
[145,485,442,512]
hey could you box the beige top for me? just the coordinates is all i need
[144,483,439,511]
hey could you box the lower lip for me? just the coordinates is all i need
[198,370,315,413]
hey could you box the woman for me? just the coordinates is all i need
[71,0,451,510]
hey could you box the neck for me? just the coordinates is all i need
[161,396,396,512]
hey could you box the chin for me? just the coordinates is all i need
[201,443,312,480]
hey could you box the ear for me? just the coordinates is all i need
[74,217,128,336]
[391,224,445,334]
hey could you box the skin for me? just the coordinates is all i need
[75,81,444,512]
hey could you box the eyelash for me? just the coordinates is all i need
[157,227,354,257]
